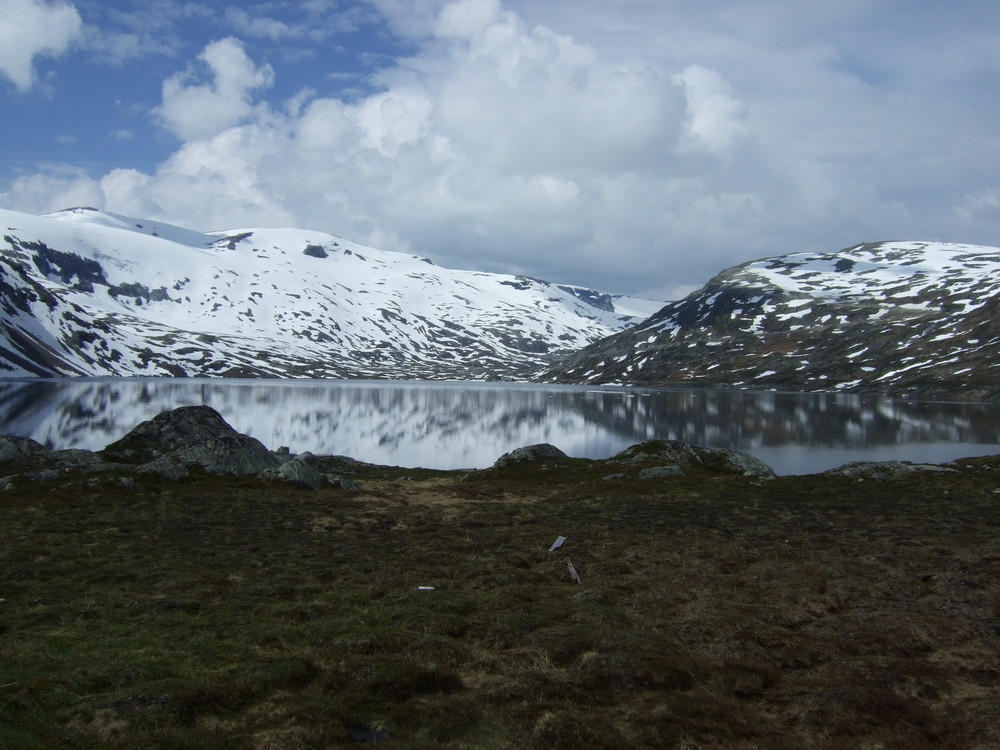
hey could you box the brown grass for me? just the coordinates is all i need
[2,454,1000,748]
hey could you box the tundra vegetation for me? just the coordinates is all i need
[1,408,999,748]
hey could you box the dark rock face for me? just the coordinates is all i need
[493,443,569,469]
[613,440,776,478]
[102,405,279,476]
[302,244,328,259]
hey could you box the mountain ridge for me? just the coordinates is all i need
[0,206,661,380]
[541,240,1000,401]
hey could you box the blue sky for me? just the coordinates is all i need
[2,0,1000,300]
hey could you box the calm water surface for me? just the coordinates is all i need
[0,378,999,475]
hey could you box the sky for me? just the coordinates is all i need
[2,0,1000,301]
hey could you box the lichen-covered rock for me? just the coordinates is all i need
[493,443,569,469]
[614,440,775,478]
[328,476,361,491]
[102,405,248,463]
[101,405,281,476]
[175,434,281,477]
[262,458,323,490]
[823,460,960,480]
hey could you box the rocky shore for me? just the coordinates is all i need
[0,404,968,490]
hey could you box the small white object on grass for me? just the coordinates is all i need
[548,535,567,552]
[566,559,583,586]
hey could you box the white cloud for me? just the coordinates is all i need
[156,37,275,141]
[956,187,1000,223]
[5,0,1000,301]
[435,0,503,39]
[355,89,433,156]
[224,8,296,41]
[0,0,82,91]
[77,2,215,65]
[102,125,298,231]
[674,65,747,154]
[222,4,375,44]
[0,166,101,211]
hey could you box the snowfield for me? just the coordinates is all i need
[0,207,661,380]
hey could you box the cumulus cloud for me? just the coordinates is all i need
[156,37,275,141]
[103,4,704,293]
[674,65,747,154]
[5,0,1000,300]
[0,166,102,212]
[0,0,82,90]
[435,0,503,39]
[21,2,901,296]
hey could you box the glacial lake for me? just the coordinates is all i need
[1,378,999,476]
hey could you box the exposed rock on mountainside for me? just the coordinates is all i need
[0,207,660,380]
[543,241,1000,400]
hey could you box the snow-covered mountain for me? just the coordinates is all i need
[0,207,661,380]
[542,241,1000,400]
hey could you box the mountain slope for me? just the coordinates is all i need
[541,241,1000,400]
[0,207,660,380]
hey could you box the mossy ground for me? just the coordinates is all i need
[2,454,1000,749]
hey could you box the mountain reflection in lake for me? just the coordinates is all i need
[0,379,998,475]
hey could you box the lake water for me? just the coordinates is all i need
[0,378,999,475]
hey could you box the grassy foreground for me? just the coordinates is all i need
[2,452,1000,749]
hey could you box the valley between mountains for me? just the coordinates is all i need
[2,206,999,400]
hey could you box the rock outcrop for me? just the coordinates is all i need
[822,460,960,480]
[493,443,569,469]
[0,406,357,491]
[611,440,776,478]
